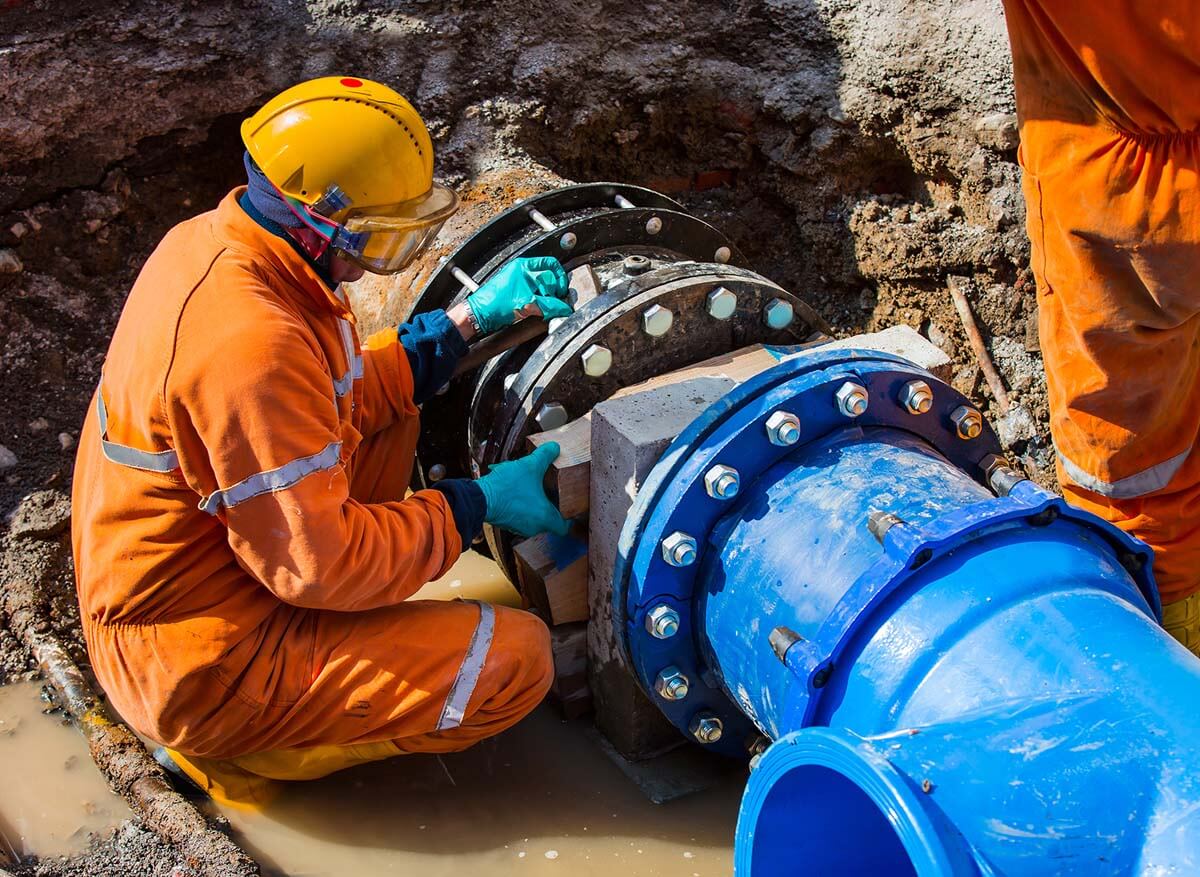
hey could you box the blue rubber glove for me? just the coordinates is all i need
[466,257,573,335]
[476,442,571,538]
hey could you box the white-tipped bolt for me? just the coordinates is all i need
[559,231,577,250]
[646,216,663,235]
[704,464,740,500]
[900,380,934,415]
[952,405,983,440]
[646,604,681,639]
[706,287,737,320]
[428,463,447,482]
[642,304,674,337]
[662,531,698,567]
[764,298,795,330]
[836,381,869,418]
[655,666,690,701]
[581,344,613,377]
[690,713,724,744]
[535,402,569,431]
[714,246,732,264]
[766,411,802,446]
[503,372,518,392]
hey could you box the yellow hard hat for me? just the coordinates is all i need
[241,76,458,273]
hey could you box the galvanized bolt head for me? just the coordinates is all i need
[900,380,934,415]
[765,411,802,446]
[645,604,681,639]
[952,405,983,440]
[580,344,613,377]
[690,713,724,744]
[428,463,447,482]
[706,286,737,320]
[654,666,690,701]
[764,298,795,330]
[661,531,698,567]
[704,464,740,500]
[714,246,732,264]
[559,231,578,250]
[535,402,569,431]
[836,381,869,417]
[623,254,652,275]
[642,303,674,337]
[645,216,663,235]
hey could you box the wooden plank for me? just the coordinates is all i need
[527,413,592,519]
[514,531,589,625]
[548,622,591,719]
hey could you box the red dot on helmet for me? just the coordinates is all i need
[340,77,364,88]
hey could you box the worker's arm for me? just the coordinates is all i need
[168,303,462,613]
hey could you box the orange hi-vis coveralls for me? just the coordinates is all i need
[1003,2,1200,650]
[71,190,553,776]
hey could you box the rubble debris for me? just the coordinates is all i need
[0,250,21,274]
[0,447,16,472]
[8,490,71,540]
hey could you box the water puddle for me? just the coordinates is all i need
[0,681,131,860]
[220,552,745,876]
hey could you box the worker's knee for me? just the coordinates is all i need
[489,606,554,705]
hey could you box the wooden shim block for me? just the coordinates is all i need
[514,531,590,625]
[528,413,592,519]
[567,264,603,310]
[548,622,592,718]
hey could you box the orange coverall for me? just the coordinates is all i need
[72,190,552,768]
[1003,2,1200,649]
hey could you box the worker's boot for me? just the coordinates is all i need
[153,746,280,811]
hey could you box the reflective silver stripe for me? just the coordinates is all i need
[436,601,496,731]
[96,389,180,473]
[198,441,342,514]
[1057,447,1190,499]
[333,371,354,397]
[333,317,364,398]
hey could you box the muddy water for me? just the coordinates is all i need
[0,682,131,859]
[221,552,746,877]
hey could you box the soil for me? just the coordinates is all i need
[0,0,1047,873]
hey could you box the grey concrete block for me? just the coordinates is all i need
[811,324,953,382]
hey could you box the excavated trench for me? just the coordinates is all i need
[0,1,1050,874]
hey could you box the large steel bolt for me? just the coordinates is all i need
[428,463,447,482]
[535,402,569,431]
[764,298,795,330]
[766,411,802,446]
[661,531,698,567]
[623,254,652,275]
[690,713,724,744]
[714,246,732,264]
[559,231,577,250]
[900,380,934,415]
[836,381,870,417]
[654,666,690,701]
[580,344,613,377]
[706,286,738,320]
[645,216,663,235]
[645,604,681,639]
[704,464,740,500]
[952,405,983,440]
[642,304,674,337]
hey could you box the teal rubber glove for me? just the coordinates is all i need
[466,257,573,335]
[476,442,570,538]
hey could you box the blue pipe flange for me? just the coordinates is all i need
[615,348,1013,754]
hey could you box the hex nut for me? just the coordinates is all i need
[654,666,690,701]
[662,531,698,567]
[535,402,569,431]
[704,464,740,500]
[645,216,663,235]
[707,287,738,320]
[642,304,674,337]
[952,405,983,440]
[900,380,934,415]
[766,411,802,446]
[428,463,447,482]
[559,231,578,250]
[836,381,869,418]
[690,713,724,744]
[623,254,652,275]
[580,344,613,377]
[645,604,681,639]
[764,298,795,330]
[714,246,732,264]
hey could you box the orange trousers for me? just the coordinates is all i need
[1004,2,1200,620]
[157,418,552,791]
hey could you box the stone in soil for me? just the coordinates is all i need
[8,489,72,540]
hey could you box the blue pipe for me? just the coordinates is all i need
[613,348,1195,875]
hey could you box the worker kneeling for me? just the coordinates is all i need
[71,77,572,806]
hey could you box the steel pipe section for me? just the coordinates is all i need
[410,183,828,580]
[616,347,1200,875]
